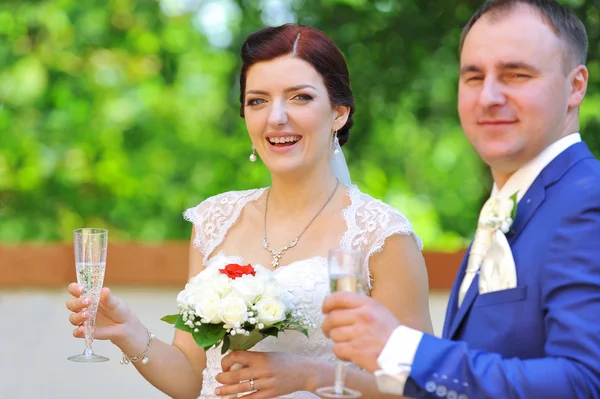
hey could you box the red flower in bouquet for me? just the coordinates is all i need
[219,263,256,279]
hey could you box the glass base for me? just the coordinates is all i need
[316,386,362,398]
[68,348,109,363]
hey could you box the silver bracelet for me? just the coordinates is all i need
[120,327,155,365]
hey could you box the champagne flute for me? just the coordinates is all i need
[317,248,366,399]
[68,228,109,362]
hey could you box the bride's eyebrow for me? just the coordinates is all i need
[284,84,317,93]
[246,84,318,96]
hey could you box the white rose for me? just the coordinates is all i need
[183,267,230,299]
[253,265,273,282]
[231,274,265,305]
[184,269,217,295]
[183,280,204,297]
[219,295,249,329]
[262,282,279,299]
[176,289,189,304]
[255,298,287,327]
[191,289,222,324]
[194,267,220,282]
[212,273,233,297]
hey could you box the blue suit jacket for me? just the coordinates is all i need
[404,142,600,399]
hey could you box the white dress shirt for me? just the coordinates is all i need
[374,133,582,395]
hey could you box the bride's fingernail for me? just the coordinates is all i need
[214,388,221,395]
[82,298,89,306]
[83,311,89,319]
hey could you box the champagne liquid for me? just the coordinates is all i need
[76,262,106,348]
[330,274,360,293]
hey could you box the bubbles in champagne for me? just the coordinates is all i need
[330,274,360,293]
[76,262,106,348]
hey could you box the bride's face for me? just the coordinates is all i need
[243,55,346,176]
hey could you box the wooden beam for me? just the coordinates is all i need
[0,243,464,290]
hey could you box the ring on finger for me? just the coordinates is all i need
[249,378,255,391]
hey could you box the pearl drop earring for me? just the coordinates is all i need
[333,132,341,156]
[249,145,257,162]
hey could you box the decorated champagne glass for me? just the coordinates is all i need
[68,228,109,362]
[317,248,366,399]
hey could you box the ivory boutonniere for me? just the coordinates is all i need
[480,192,518,234]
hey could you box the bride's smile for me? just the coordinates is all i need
[266,133,303,154]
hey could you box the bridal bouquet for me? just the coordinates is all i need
[161,263,312,354]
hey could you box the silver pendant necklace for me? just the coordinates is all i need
[263,179,340,268]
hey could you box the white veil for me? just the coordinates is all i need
[331,141,352,186]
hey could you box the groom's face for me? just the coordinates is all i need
[458,5,576,180]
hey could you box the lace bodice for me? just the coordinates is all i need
[183,185,422,399]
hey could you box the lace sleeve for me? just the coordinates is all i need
[341,186,423,291]
[183,188,266,265]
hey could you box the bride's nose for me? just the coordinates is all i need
[267,100,288,128]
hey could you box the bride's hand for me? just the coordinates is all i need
[66,283,141,345]
[215,351,314,398]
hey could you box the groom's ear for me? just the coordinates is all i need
[568,64,588,109]
[333,105,350,130]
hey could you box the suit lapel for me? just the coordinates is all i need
[444,141,594,340]
[508,142,594,243]
[447,273,480,338]
[442,251,469,338]
[507,179,545,245]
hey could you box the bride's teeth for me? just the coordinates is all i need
[268,136,300,144]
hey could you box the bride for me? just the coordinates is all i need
[66,24,433,399]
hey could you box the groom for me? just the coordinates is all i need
[322,0,600,398]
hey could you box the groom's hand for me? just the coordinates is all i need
[322,292,401,373]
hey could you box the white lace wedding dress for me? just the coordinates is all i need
[183,185,422,399]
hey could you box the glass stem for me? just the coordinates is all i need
[83,310,96,354]
[334,359,346,394]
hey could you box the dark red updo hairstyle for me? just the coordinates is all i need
[239,24,355,147]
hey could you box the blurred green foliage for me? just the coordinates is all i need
[1,0,599,250]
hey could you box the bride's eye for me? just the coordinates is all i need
[292,94,313,102]
[247,98,266,107]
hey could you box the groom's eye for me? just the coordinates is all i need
[465,76,483,83]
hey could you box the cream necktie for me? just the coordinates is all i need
[457,195,518,307]
[457,198,494,307]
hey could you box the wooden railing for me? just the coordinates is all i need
[0,242,464,290]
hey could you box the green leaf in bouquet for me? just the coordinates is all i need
[261,327,280,338]
[223,329,268,354]
[270,321,285,330]
[222,334,231,353]
[174,315,194,333]
[285,321,309,338]
[193,323,227,351]
[160,314,180,325]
